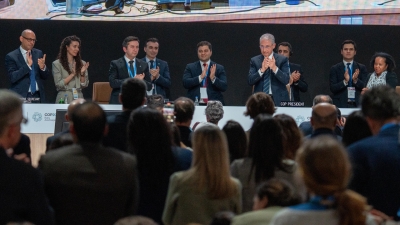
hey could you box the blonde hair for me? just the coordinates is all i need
[185,126,238,199]
[297,136,369,225]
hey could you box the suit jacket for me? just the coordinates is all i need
[103,110,131,152]
[248,53,290,106]
[348,124,400,220]
[365,71,398,89]
[12,133,31,161]
[289,63,308,101]
[141,57,171,98]
[329,61,368,108]
[108,57,151,104]
[39,142,138,225]
[0,148,53,225]
[182,60,227,105]
[46,130,69,152]
[5,48,51,103]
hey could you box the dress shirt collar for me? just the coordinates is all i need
[124,55,135,64]
[145,56,156,63]
[20,46,29,61]
[199,59,211,70]
[343,60,354,68]
[268,52,274,59]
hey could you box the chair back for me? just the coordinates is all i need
[92,82,113,104]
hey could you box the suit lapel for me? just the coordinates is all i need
[119,57,129,77]
[17,48,26,65]
[135,59,143,74]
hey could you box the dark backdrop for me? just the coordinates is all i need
[1,19,399,106]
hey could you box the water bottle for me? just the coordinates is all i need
[66,0,82,18]
[59,98,64,104]
[195,96,199,106]
[64,94,68,104]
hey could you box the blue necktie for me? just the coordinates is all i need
[263,69,270,94]
[129,60,134,78]
[150,60,156,94]
[347,63,352,87]
[30,63,36,93]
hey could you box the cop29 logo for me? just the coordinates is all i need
[32,112,42,122]
[295,115,305,126]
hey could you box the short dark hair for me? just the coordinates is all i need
[256,178,299,207]
[147,94,164,110]
[121,78,146,110]
[244,93,276,119]
[369,52,396,72]
[122,36,139,48]
[70,102,107,143]
[341,40,357,51]
[361,85,400,121]
[197,41,212,51]
[145,38,159,46]
[174,97,195,123]
[277,42,293,56]
[313,95,333,106]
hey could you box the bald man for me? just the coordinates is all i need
[46,98,86,151]
[307,103,341,140]
[299,95,333,136]
[5,29,50,103]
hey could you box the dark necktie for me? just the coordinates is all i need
[347,62,352,87]
[150,60,154,69]
[129,60,134,78]
[203,63,208,87]
[28,51,36,93]
[263,69,270,94]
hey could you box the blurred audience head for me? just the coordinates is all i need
[147,94,164,113]
[342,110,372,147]
[205,100,224,125]
[120,78,147,110]
[312,95,333,106]
[174,97,195,124]
[311,103,337,130]
[65,98,86,121]
[273,114,302,160]
[222,120,247,162]
[48,133,74,151]
[244,93,276,119]
[0,90,23,150]
[253,178,299,210]
[209,211,235,225]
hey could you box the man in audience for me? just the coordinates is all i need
[103,78,146,152]
[248,33,290,106]
[348,85,400,221]
[183,41,227,105]
[0,89,53,225]
[277,42,308,101]
[306,103,340,139]
[46,98,86,151]
[299,95,333,135]
[142,38,171,99]
[329,40,368,108]
[174,97,195,147]
[5,29,50,103]
[147,94,164,113]
[39,102,138,225]
[109,36,151,104]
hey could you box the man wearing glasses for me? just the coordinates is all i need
[248,33,290,106]
[5,29,50,103]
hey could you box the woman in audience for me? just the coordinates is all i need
[273,114,303,160]
[128,107,176,224]
[270,136,376,225]
[162,126,242,225]
[53,35,89,103]
[362,52,397,94]
[342,110,372,147]
[231,114,305,212]
[232,178,300,225]
[244,93,276,120]
[222,120,247,163]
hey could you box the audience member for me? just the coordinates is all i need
[210,211,235,225]
[12,134,31,164]
[162,126,242,225]
[39,102,138,225]
[222,120,247,163]
[0,90,53,225]
[147,94,164,113]
[48,133,73,151]
[348,85,400,220]
[298,94,332,136]
[103,78,146,152]
[231,114,305,212]
[274,114,303,160]
[306,103,340,139]
[244,92,276,120]
[174,97,195,147]
[342,110,372,147]
[192,100,224,130]
[232,178,299,225]
[271,136,375,225]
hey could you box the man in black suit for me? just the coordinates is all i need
[142,38,171,99]
[306,103,341,140]
[329,40,368,108]
[5,29,50,103]
[0,89,53,225]
[174,97,195,148]
[183,41,227,105]
[277,42,308,101]
[103,78,146,152]
[109,36,151,104]
[39,102,138,225]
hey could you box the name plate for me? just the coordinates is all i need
[280,101,305,107]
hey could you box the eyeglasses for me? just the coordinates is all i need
[259,45,273,49]
[22,36,37,42]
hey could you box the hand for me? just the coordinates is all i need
[14,153,31,164]
[370,209,393,225]
[288,74,294,85]
[38,54,46,70]
[352,68,359,81]
[200,64,207,79]
[267,56,277,72]
[361,87,368,95]
[292,70,301,82]
[70,61,76,75]
[150,67,160,81]
[209,64,216,81]
[344,68,350,82]
[80,62,89,75]
[135,73,145,80]
[261,57,269,72]
[26,51,33,67]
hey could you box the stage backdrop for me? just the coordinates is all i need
[1,20,399,106]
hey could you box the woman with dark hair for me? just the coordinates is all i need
[53,35,89,103]
[342,110,372,147]
[273,114,303,160]
[128,107,175,224]
[271,136,376,225]
[362,52,397,94]
[231,114,305,212]
[222,120,247,163]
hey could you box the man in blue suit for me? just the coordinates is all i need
[5,29,50,103]
[142,38,171,99]
[248,33,290,106]
[183,41,227,105]
[348,85,400,221]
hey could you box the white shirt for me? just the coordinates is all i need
[20,46,39,92]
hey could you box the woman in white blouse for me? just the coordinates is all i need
[362,52,397,94]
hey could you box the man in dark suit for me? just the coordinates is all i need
[5,29,50,103]
[277,42,308,101]
[109,36,151,104]
[329,40,368,108]
[248,33,290,106]
[306,103,341,140]
[348,86,400,220]
[183,41,227,105]
[299,95,332,135]
[174,97,195,148]
[103,78,146,152]
[39,102,138,225]
[142,38,171,99]
[0,90,53,225]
